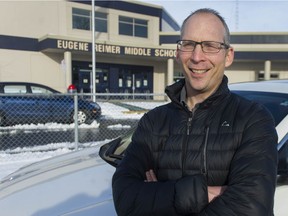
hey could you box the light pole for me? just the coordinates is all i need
[92,0,96,102]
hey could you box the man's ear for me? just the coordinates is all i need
[225,46,234,68]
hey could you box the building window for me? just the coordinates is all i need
[95,11,107,32]
[72,8,107,33]
[119,16,148,38]
[73,8,90,30]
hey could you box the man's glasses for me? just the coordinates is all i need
[177,40,230,53]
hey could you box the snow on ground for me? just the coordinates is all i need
[0,101,166,180]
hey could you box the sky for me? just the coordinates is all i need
[139,0,288,32]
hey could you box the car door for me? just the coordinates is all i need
[0,84,37,124]
[34,90,88,124]
[30,84,75,123]
[29,84,57,123]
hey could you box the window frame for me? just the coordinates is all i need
[72,8,108,33]
[119,16,148,38]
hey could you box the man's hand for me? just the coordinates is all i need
[207,186,227,202]
[145,169,158,182]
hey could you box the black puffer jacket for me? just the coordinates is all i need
[112,76,278,216]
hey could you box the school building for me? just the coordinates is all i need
[0,0,287,94]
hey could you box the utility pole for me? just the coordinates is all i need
[92,0,96,102]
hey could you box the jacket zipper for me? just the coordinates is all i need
[182,112,193,175]
[202,126,209,177]
[187,115,193,135]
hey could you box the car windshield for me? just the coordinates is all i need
[233,91,288,125]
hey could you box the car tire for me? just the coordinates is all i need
[72,109,90,124]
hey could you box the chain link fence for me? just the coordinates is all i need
[0,92,167,162]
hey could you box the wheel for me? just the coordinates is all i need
[73,109,88,124]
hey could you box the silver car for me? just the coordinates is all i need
[0,80,287,216]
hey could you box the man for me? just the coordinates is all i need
[112,8,278,216]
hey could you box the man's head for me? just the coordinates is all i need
[176,8,234,98]
[180,8,231,46]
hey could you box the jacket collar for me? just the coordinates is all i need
[165,75,231,109]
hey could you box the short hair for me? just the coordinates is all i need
[180,8,230,45]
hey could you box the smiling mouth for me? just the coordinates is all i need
[190,68,208,74]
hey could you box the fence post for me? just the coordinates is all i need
[74,94,79,150]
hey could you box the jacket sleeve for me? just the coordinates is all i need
[112,112,209,216]
[202,103,278,216]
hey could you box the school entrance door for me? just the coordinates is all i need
[72,62,153,94]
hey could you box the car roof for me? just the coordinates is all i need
[229,79,288,94]
[0,81,49,85]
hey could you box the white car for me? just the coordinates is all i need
[0,80,287,216]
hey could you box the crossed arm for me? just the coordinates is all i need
[145,169,226,203]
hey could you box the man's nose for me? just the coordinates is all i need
[190,44,205,61]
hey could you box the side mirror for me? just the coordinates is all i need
[99,128,134,167]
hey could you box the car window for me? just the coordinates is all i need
[233,91,288,125]
[3,85,27,94]
[31,86,54,94]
